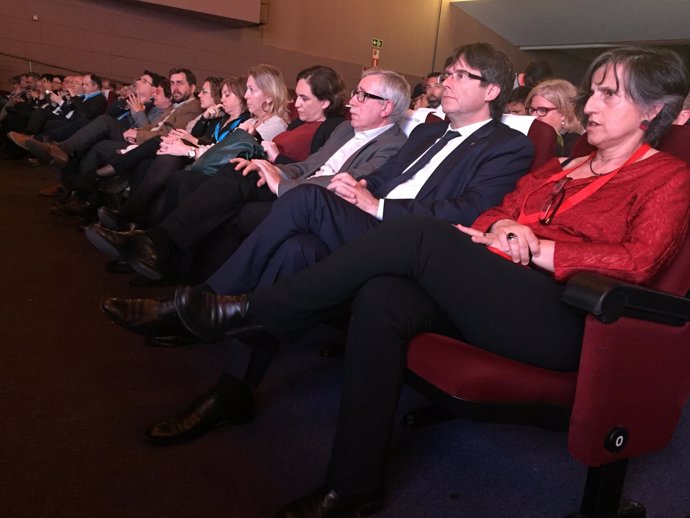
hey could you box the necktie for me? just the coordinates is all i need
[380,130,460,196]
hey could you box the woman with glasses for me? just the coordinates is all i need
[525,78,583,155]
[140,47,689,517]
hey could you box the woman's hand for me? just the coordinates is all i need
[158,136,194,157]
[455,219,541,266]
[239,119,257,136]
[168,128,198,146]
[203,103,224,120]
[261,141,279,162]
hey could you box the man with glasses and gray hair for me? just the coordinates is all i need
[100,43,536,450]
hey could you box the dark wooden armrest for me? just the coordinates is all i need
[562,272,690,326]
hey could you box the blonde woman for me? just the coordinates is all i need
[526,78,583,155]
[241,64,290,141]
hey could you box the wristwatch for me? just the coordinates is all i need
[187,148,196,159]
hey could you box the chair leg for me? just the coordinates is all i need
[573,460,646,518]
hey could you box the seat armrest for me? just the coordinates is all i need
[562,272,690,325]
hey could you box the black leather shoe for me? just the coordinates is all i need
[84,223,145,259]
[98,206,135,232]
[144,384,255,445]
[101,296,187,337]
[275,488,384,518]
[125,234,165,280]
[174,286,260,341]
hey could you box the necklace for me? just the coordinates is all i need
[589,156,606,176]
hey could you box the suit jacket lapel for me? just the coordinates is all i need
[414,120,497,200]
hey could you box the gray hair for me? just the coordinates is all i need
[362,68,410,124]
[575,47,690,145]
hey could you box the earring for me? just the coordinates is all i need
[639,119,650,131]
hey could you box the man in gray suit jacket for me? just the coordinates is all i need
[85,68,409,281]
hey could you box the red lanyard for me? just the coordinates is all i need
[517,144,651,224]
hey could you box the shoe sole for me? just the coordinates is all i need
[84,225,123,259]
[7,133,30,150]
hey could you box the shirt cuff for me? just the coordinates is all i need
[376,199,385,221]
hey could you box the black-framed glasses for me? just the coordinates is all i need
[438,70,486,83]
[351,90,387,102]
[136,76,153,86]
[539,177,572,225]
[526,106,559,117]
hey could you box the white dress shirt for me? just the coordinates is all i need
[376,118,492,219]
[313,123,394,177]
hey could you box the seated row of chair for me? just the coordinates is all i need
[8,42,690,518]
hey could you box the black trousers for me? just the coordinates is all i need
[158,164,276,250]
[122,154,189,223]
[249,215,584,495]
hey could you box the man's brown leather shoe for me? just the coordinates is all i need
[144,380,255,445]
[101,296,187,337]
[25,139,69,167]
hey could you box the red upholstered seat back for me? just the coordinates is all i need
[526,119,558,170]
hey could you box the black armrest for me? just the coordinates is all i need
[562,272,690,326]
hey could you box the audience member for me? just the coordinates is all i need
[239,64,290,142]
[505,85,531,114]
[400,71,446,135]
[519,59,555,88]
[525,79,583,155]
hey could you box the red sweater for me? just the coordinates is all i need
[472,153,690,284]
[273,120,323,163]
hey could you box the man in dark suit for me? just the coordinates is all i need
[102,43,536,451]
[85,68,409,280]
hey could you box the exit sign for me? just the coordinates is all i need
[371,38,383,48]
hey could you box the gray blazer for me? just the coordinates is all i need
[276,120,407,196]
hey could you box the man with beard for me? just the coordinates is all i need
[400,71,446,135]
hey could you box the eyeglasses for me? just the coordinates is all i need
[136,77,153,86]
[438,70,486,83]
[526,106,559,117]
[539,177,572,225]
[351,89,387,102]
[423,82,442,91]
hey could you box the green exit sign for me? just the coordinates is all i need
[371,38,383,48]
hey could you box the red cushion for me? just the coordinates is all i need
[407,333,577,408]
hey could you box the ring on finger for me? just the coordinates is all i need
[506,232,517,241]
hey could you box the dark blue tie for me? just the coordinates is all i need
[380,130,461,196]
